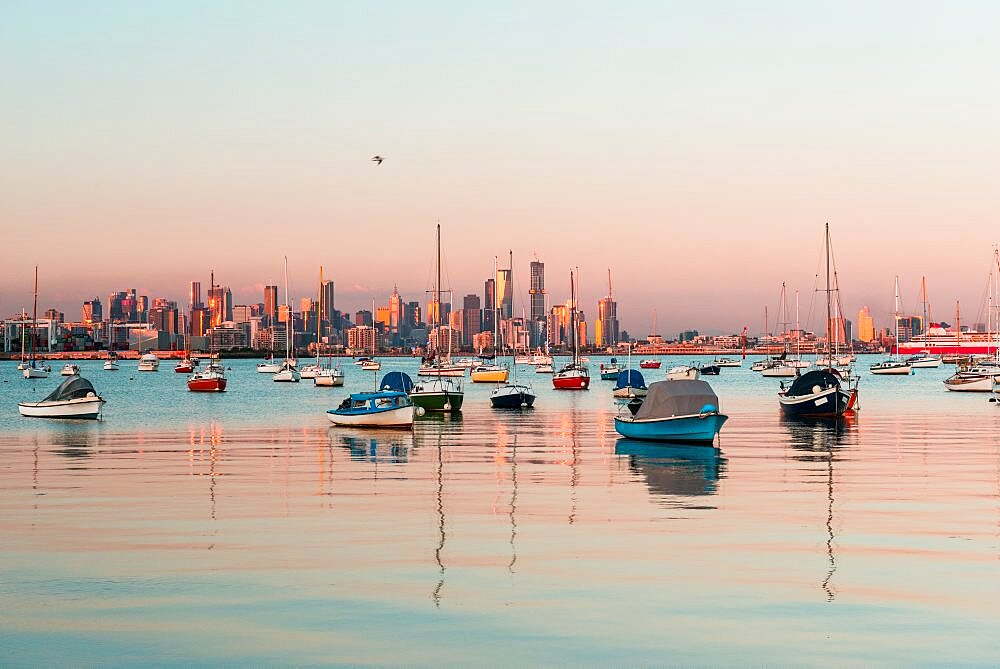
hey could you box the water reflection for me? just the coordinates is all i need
[781,415,857,602]
[615,439,726,500]
[432,427,446,607]
[49,426,99,461]
[336,434,412,464]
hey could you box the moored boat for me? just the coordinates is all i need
[60,363,80,376]
[257,354,281,373]
[187,362,227,392]
[870,360,912,375]
[314,367,345,386]
[552,269,589,390]
[137,353,160,372]
[327,390,416,428]
[614,379,727,443]
[18,375,105,419]
[666,365,699,381]
[713,357,742,368]
[778,369,858,418]
[613,369,648,398]
[599,358,623,380]
[639,359,661,369]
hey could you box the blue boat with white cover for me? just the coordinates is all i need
[614,379,727,443]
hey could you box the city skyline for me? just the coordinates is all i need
[5,3,1000,333]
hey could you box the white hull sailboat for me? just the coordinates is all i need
[273,256,300,382]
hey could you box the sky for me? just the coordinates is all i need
[3,1,1000,336]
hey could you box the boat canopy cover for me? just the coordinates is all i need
[635,380,719,419]
[42,375,98,402]
[614,369,646,390]
[785,369,840,396]
[380,371,414,393]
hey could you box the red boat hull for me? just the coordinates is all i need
[639,362,661,369]
[175,364,193,373]
[187,377,227,392]
[552,374,590,390]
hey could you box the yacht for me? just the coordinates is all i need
[137,353,160,372]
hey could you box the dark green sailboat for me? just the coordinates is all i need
[411,223,465,413]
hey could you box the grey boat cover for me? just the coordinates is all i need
[42,375,98,403]
[634,380,720,419]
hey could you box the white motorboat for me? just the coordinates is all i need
[103,359,119,371]
[907,353,942,368]
[870,360,912,375]
[314,368,345,386]
[257,355,282,373]
[22,363,50,379]
[713,357,742,368]
[666,365,700,381]
[299,363,322,379]
[60,363,80,376]
[534,363,553,373]
[137,353,160,372]
[360,360,381,371]
[18,375,105,419]
[327,391,415,428]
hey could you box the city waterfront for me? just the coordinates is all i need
[2,357,999,665]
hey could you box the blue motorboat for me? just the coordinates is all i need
[613,379,727,443]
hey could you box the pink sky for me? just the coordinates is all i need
[4,2,1000,335]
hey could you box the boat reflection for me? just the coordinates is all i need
[614,438,726,499]
[781,413,857,602]
[48,425,100,461]
[336,434,413,464]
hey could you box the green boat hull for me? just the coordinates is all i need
[411,390,464,412]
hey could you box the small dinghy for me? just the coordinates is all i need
[327,390,417,428]
[614,379,727,443]
[18,375,106,419]
[613,369,648,398]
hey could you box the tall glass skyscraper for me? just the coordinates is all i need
[529,260,545,321]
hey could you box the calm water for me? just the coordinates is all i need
[2,356,999,666]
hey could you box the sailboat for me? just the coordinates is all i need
[759,283,797,377]
[273,255,301,382]
[188,270,227,392]
[411,224,465,412]
[945,254,1000,391]
[906,277,942,368]
[22,267,51,379]
[870,276,912,375]
[778,223,859,417]
[552,269,590,390]
[301,267,326,379]
[613,342,647,398]
[471,255,510,384]
[490,252,536,408]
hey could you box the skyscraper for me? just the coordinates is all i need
[189,281,202,311]
[529,260,545,320]
[462,294,481,346]
[82,298,102,324]
[857,306,875,343]
[321,279,335,324]
[595,270,619,348]
[264,285,278,324]
[483,278,496,334]
[496,266,513,320]
[389,285,404,334]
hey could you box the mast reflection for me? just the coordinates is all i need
[782,413,858,602]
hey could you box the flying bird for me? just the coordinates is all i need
[371,155,384,165]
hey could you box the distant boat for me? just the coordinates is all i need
[257,354,281,373]
[314,367,345,387]
[360,359,381,371]
[103,359,119,371]
[273,256,301,383]
[327,391,415,428]
[698,364,721,376]
[18,374,105,419]
[712,357,742,368]
[600,358,624,380]
[60,363,80,376]
[174,358,194,373]
[137,353,160,372]
[666,365,699,381]
[639,359,661,369]
[553,269,590,390]
[21,267,50,379]
[489,252,535,409]
[188,361,227,392]
[906,352,942,368]
[870,276,913,376]
[759,360,797,377]
[944,365,1000,392]
[614,379,727,443]
[534,363,554,373]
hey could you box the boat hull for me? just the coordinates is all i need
[489,385,536,408]
[257,363,281,373]
[552,372,589,390]
[22,367,50,379]
[411,389,464,412]
[314,372,344,386]
[760,366,797,378]
[471,369,509,383]
[870,364,912,375]
[614,413,727,443]
[417,366,466,377]
[778,386,855,418]
[187,377,227,392]
[273,370,301,382]
[600,369,622,380]
[639,360,661,369]
[327,405,414,428]
[944,375,995,392]
[18,397,104,419]
[612,386,647,398]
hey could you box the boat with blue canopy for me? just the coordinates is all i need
[613,369,647,398]
[327,390,416,428]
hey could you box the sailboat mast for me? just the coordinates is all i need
[317,266,323,364]
[825,223,832,364]
[493,255,499,355]
[283,256,291,361]
[921,276,928,341]
[31,266,38,363]
[570,269,578,364]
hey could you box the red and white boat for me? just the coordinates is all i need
[187,362,227,392]
[639,359,661,369]
[553,269,590,390]
[174,358,194,373]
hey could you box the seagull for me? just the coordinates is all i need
[371,155,384,165]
